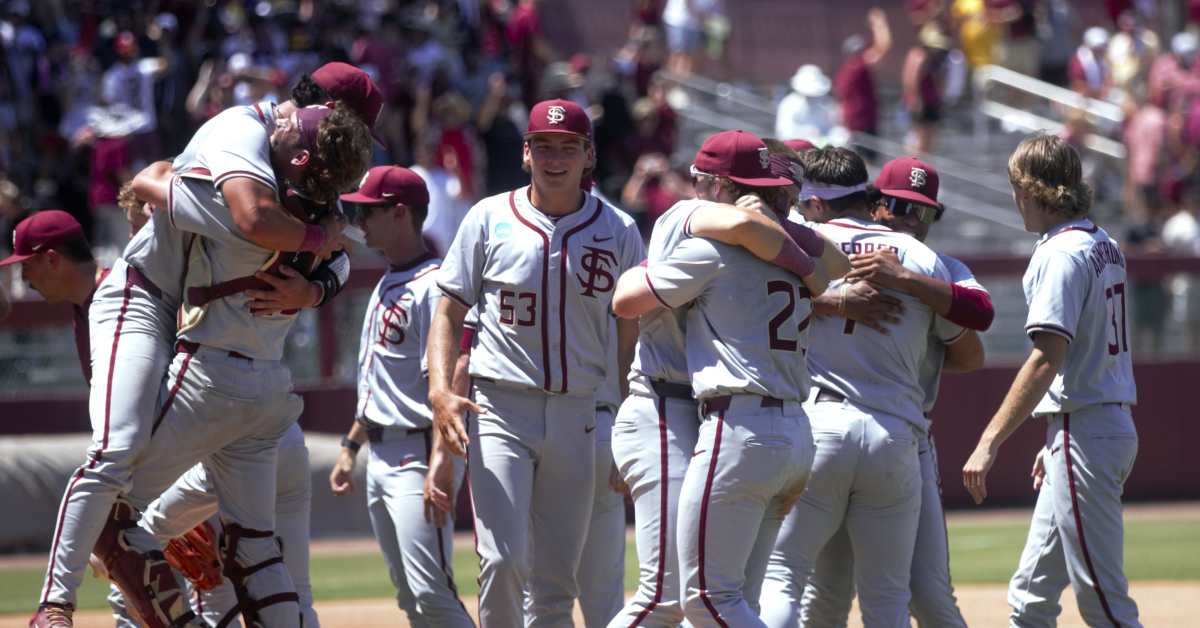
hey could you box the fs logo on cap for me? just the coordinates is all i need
[547,105,567,125]
[909,167,927,188]
[758,147,770,170]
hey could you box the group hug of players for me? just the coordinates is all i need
[10,60,1141,628]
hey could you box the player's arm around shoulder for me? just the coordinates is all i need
[613,237,720,319]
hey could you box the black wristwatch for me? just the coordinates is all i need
[341,436,362,453]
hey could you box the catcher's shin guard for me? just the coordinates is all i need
[93,501,194,628]
[216,523,300,628]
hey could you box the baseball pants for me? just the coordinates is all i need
[798,432,965,627]
[758,393,922,628]
[576,406,626,628]
[137,423,318,627]
[467,379,596,628]
[40,260,175,609]
[677,395,814,628]
[607,380,698,628]
[122,345,304,627]
[1008,405,1141,628]
[366,427,472,628]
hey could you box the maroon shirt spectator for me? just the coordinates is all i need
[507,0,550,105]
[835,9,892,136]
[87,136,130,211]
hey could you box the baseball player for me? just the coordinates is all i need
[31,63,380,627]
[757,147,964,628]
[794,157,993,627]
[425,99,644,627]
[326,166,473,627]
[963,134,1141,627]
[108,104,369,627]
[612,129,825,628]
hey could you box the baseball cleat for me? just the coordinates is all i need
[28,603,73,628]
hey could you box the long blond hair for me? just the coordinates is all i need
[1007,133,1092,217]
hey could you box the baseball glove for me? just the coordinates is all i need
[163,521,223,592]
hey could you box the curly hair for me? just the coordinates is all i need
[1007,133,1092,217]
[297,102,373,204]
[117,181,140,216]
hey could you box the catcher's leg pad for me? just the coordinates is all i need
[164,521,224,592]
[216,523,300,628]
[93,501,194,628]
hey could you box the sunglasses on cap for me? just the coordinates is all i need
[689,164,717,184]
[886,196,944,224]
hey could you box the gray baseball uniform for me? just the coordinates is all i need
[645,232,816,628]
[1007,219,1140,627]
[608,200,703,628]
[119,169,309,626]
[437,187,644,627]
[355,252,472,627]
[38,208,187,609]
[575,315,626,628]
[759,216,962,628]
[798,253,984,628]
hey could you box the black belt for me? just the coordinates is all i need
[126,264,162,300]
[649,379,693,400]
[365,424,432,444]
[175,339,254,361]
[815,388,846,404]
[701,394,784,415]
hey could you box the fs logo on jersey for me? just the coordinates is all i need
[577,246,618,297]
[547,105,567,125]
[378,296,413,347]
[909,167,927,188]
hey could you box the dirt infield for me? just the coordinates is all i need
[2,581,1196,627]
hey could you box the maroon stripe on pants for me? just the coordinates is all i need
[629,395,669,627]
[152,352,194,434]
[1063,414,1122,627]
[696,413,729,628]
[41,280,133,603]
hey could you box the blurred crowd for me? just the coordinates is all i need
[0,0,741,282]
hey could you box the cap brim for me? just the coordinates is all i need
[523,129,591,141]
[0,252,34,267]
[339,191,388,204]
[727,174,794,187]
[880,188,941,207]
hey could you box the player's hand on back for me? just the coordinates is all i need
[846,249,912,290]
[330,447,356,495]
[841,281,903,332]
[246,266,322,316]
[429,389,482,457]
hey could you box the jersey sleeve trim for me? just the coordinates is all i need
[942,327,968,345]
[437,284,472,309]
[644,271,672,309]
[215,170,277,193]
[1026,323,1074,343]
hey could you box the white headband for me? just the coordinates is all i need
[798,179,868,201]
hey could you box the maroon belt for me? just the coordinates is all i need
[126,264,162,300]
[701,394,784,415]
[175,340,253,361]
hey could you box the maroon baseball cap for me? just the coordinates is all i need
[784,138,816,153]
[875,156,941,207]
[525,99,592,141]
[693,130,792,187]
[311,62,384,132]
[0,210,85,266]
[341,166,430,207]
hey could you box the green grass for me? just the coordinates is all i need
[2,515,1197,614]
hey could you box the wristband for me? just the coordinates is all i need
[838,283,849,316]
[770,238,816,278]
[340,436,361,453]
[299,224,328,252]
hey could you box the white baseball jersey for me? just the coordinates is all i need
[919,254,988,413]
[1024,219,1137,414]
[120,210,191,309]
[437,187,645,394]
[356,253,443,429]
[172,101,278,194]
[596,314,622,412]
[808,217,963,423]
[645,236,813,401]
[167,175,298,360]
[628,199,706,385]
